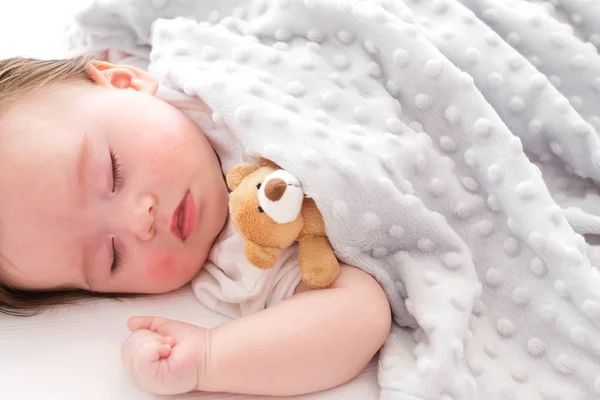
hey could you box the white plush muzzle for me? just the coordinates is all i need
[257,170,304,224]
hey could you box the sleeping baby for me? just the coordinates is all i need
[0,56,391,395]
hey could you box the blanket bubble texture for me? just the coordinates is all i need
[71,0,600,399]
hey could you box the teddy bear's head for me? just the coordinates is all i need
[226,158,305,269]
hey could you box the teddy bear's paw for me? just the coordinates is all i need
[245,241,281,269]
[302,261,340,289]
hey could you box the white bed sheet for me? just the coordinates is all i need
[0,286,379,400]
[0,2,379,399]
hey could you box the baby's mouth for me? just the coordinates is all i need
[170,190,197,242]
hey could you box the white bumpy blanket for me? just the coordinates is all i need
[70,0,600,399]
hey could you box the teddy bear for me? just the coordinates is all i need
[225,158,340,289]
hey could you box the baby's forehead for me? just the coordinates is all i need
[0,116,75,161]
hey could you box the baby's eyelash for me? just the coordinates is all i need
[110,151,124,192]
[111,238,123,274]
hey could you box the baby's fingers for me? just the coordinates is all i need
[121,330,160,365]
[128,316,198,342]
[128,316,171,332]
[130,340,190,395]
[133,340,170,378]
[160,336,175,346]
[155,342,173,360]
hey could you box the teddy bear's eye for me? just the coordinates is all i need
[258,206,264,213]
[256,182,262,189]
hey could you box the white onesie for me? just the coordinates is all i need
[158,86,303,320]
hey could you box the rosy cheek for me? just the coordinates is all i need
[143,251,178,282]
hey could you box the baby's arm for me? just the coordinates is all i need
[200,264,391,396]
[122,265,391,396]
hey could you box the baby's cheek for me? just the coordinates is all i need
[144,252,178,282]
[142,251,198,290]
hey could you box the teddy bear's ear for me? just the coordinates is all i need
[258,157,280,170]
[226,163,258,190]
[245,241,281,269]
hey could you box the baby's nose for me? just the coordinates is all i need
[130,194,156,241]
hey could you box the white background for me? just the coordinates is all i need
[0,0,92,59]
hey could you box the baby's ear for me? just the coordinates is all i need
[86,60,158,95]
[226,163,258,190]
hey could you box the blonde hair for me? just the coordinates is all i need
[0,57,128,316]
[0,56,94,112]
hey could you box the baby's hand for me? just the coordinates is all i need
[121,316,207,395]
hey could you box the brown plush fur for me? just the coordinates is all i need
[226,159,340,289]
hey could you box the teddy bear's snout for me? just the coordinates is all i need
[258,170,304,224]
[264,178,287,201]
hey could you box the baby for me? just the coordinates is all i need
[0,57,391,396]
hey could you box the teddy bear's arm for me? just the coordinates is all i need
[298,236,340,289]
[299,198,326,237]
[297,198,340,288]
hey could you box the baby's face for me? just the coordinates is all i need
[0,65,228,294]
